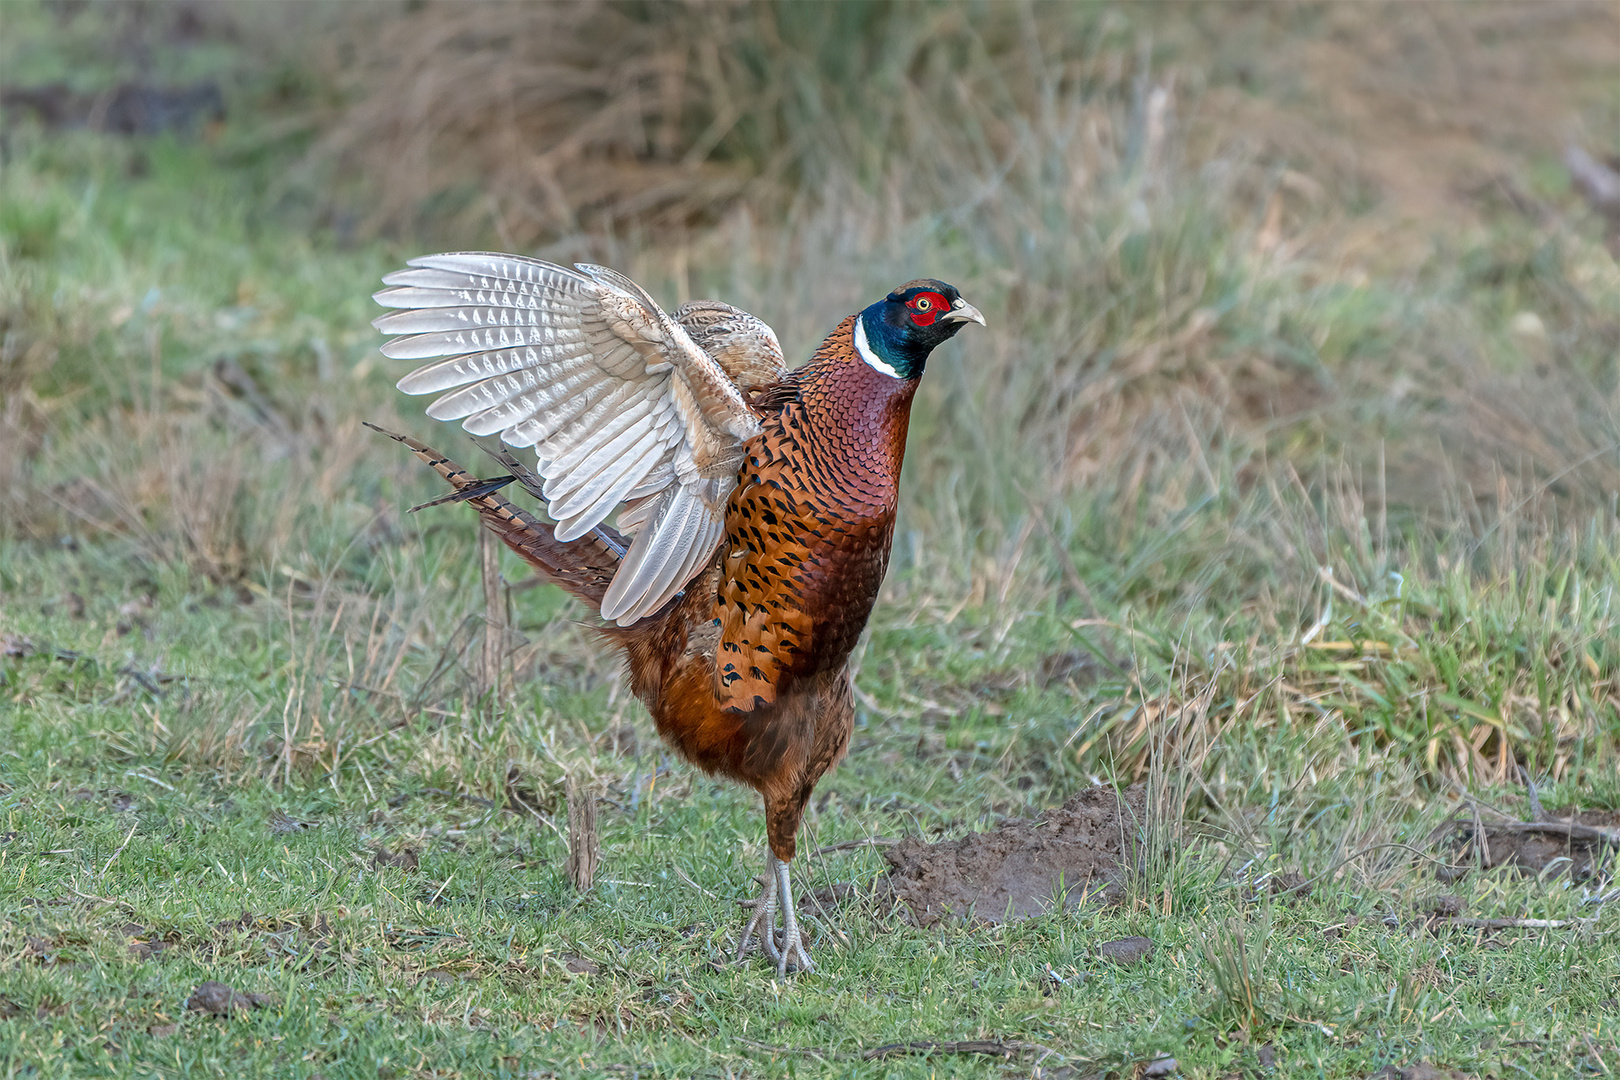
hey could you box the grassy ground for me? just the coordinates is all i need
[2,2,1619,1077]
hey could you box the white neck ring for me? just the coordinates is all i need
[854,315,903,380]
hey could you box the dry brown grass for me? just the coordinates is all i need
[313,1,759,243]
[3,0,1616,796]
[309,1,1128,246]
[4,377,382,584]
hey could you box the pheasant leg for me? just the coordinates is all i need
[772,854,815,975]
[734,852,779,964]
[734,851,815,976]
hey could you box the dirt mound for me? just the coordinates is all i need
[881,786,1144,927]
[1439,809,1620,881]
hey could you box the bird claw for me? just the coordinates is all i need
[775,929,815,976]
[734,893,776,963]
[733,851,814,977]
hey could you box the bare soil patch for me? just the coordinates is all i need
[881,786,1143,927]
[1438,809,1619,880]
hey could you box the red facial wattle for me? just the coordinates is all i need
[905,291,947,327]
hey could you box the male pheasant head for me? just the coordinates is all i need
[854,279,986,381]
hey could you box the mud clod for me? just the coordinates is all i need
[882,785,1143,926]
[1438,810,1619,880]
[122,923,177,960]
[371,846,420,871]
[563,955,600,975]
[185,981,274,1016]
[1141,1055,1179,1078]
[1369,1064,1474,1080]
[1419,895,1465,921]
[1098,936,1154,966]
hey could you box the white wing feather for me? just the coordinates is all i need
[373,252,764,625]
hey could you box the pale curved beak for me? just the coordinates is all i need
[942,298,987,326]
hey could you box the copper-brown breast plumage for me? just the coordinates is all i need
[713,316,918,712]
[375,257,983,976]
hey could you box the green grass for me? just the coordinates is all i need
[3,2,1620,1076]
[2,589,1616,1077]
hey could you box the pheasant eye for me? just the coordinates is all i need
[915,297,931,311]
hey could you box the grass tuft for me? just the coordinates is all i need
[2,2,1619,1076]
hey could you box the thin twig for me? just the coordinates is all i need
[735,1037,1056,1067]
[1432,916,1596,931]
[565,774,599,893]
[671,862,720,900]
[66,886,134,909]
[861,1040,1034,1062]
[99,822,139,878]
[479,524,504,706]
[805,838,897,858]
[324,677,461,720]
[422,787,499,809]
[1519,766,1547,823]
[1469,438,1620,553]
[1013,481,1101,621]
[1272,842,1471,897]
[733,1038,830,1060]
[1464,820,1620,846]
[124,769,177,793]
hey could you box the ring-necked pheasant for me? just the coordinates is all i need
[369,254,983,975]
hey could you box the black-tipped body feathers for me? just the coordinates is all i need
[371,256,983,977]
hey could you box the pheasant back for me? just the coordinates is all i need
[370,255,983,976]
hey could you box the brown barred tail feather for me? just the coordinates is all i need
[364,422,625,609]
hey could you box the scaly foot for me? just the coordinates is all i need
[734,854,779,965]
[734,851,814,976]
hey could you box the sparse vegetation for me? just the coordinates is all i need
[2,2,1617,1077]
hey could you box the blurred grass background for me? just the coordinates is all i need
[4,0,1616,788]
[0,3,1618,1074]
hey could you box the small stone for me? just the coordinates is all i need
[1508,311,1545,338]
[1143,1054,1178,1077]
[371,846,419,871]
[563,955,599,975]
[185,981,253,1016]
[1423,895,1464,918]
[1097,936,1154,965]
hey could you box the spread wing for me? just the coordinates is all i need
[373,252,769,625]
[672,300,787,395]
